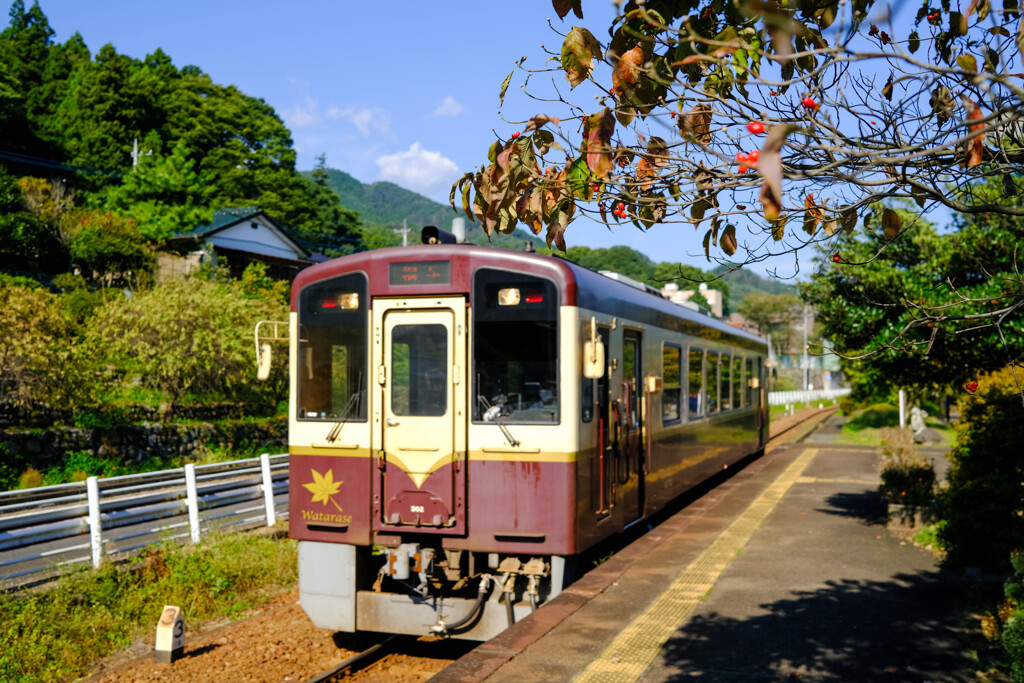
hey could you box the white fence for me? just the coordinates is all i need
[768,388,852,406]
[0,453,287,589]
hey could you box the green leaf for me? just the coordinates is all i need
[533,129,555,156]
[909,31,920,53]
[499,68,514,108]
[956,54,978,72]
[561,27,601,89]
[567,156,593,199]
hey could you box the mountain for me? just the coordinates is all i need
[711,265,799,304]
[309,168,545,250]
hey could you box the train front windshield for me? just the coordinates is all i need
[296,273,369,421]
[472,269,559,424]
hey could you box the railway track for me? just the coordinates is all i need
[298,406,836,683]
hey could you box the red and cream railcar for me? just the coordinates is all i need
[285,243,768,640]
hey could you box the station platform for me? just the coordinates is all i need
[434,414,973,682]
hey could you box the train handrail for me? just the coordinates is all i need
[0,453,288,589]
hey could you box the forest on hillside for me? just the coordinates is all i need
[0,2,791,431]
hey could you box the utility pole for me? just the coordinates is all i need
[802,305,810,390]
[131,138,151,168]
[393,218,411,247]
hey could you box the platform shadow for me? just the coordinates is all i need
[816,490,887,526]
[654,571,975,681]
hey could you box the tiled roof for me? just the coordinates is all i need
[181,206,263,238]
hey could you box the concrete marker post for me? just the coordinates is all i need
[86,476,102,568]
[899,388,906,429]
[184,464,201,544]
[260,453,277,527]
[155,605,185,663]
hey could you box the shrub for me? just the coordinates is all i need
[0,282,97,408]
[997,553,1024,680]
[847,403,900,429]
[938,367,1024,572]
[85,276,288,412]
[878,427,936,508]
[837,393,858,415]
[17,467,43,490]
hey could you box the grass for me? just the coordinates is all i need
[834,403,957,448]
[0,528,297,683]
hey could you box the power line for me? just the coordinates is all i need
[0,148,123,177]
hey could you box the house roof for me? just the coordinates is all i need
[181,206,264,238]
[179,207,312,262]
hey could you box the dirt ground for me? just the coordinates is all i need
[82,590,460,683]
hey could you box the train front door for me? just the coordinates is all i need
[618,329,644,524]
[372,298,466,532]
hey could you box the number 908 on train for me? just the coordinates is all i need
[260,235,769,640]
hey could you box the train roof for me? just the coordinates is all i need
[291,244,767,351]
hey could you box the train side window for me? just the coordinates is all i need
[662,343,681,425]
[733,356,744,408]
[746,358,754,405]
[720,353,732,411]
[687,348,703,419]
[707,351,719,413]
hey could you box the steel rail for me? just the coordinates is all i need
[302,635,399,683]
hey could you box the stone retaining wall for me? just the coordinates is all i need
[0,418,287,469]
[0,401,276,430]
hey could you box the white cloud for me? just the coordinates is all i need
[433,95,463,118]
[375,142,459,197]
[327,105,393,137]
[281,96,321,129]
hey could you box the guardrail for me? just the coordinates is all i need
[0,453,288,589]
[768,388,852,406]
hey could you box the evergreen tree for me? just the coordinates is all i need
[0,0,53,93]
[97,139,212,243]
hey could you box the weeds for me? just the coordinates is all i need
[0,529,297,683]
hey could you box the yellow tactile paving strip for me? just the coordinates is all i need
[574,448,820,683]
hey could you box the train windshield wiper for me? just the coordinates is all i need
[477,395,520,447]
[326,373,362,443]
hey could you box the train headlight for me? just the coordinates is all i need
[497,287,521,306]
[336,292,360,309]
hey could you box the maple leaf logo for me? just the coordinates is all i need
[302,468,344,512]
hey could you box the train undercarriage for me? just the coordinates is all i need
[298,540,571,640]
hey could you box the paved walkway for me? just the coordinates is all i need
[436,412,976,682]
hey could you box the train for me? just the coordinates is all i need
[260,232,769,640]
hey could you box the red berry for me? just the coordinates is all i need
[735,152,749,162]
[617,202,625,211]
[511,132,520,138]
[670,112,677,118]
[965,380,979,393]
[746,121,765,134]
[832,253,842,263]
[747,150,760,164]
[802,96,817,109]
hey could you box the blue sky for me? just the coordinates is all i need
[34,0,830,277]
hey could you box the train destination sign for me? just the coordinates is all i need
[389,260,450,286]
